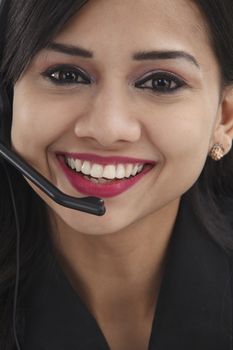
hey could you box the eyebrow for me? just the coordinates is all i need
[46,42,199,69]
[46,42,94,58]
[133,50,200,68]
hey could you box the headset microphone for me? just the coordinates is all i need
[0,142,106,216]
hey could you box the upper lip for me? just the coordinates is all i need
[56,152,156,166]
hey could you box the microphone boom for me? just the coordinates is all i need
[0,142,106,216]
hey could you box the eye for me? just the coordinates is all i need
[42,65,91,85]
[135,71,186,94]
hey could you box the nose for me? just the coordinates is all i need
[74,87,141,148]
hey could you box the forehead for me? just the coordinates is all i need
[55,0,211,56]
[33,0,219,82]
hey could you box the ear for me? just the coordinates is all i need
[210,86,233,156]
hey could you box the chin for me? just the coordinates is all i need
[49,203,133,237]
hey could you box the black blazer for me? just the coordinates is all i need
[21,193,233,350]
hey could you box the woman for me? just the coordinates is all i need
[0,0,233,349]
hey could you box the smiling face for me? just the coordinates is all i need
[11,0,224,235]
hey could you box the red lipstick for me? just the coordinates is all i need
[57,152,154,165]
[56,153,155,198]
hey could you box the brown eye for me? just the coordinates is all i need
[52,71,79,82]
[43,65,91,85]
[152,78,176,91]
[135,72,186,94]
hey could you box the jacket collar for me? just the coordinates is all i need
[149,193,232,349]
[22,193,232,349]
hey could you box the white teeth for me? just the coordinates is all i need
[65,157,145,179]
[84,176,99,183]
[74,159,82,172]
[132,164,139,176]
[102,165,116,179]
[98,178,109,184]
[138,164,143,173]
[90,164,104,178]
[81,161,91,175]
[125,164,133,178]
[69,158,76,170]
[116,164,126,179]
[91,178,99,183]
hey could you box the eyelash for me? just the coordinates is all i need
[42,65,91,85]
[42,65,187,94]
[135,72,186,94]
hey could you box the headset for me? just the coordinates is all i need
[0,1,106,348]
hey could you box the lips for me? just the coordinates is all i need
[56,152,156,198]
[56,152,155,165]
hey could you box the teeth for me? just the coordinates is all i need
[138,164,143,172]
[65,157,145,179]
[98,178,110,184]
[75,159,82,172]
[81,161,91,175]
[90,164,104,178]
[125,164,133,178]
[132,164,139,176]
[84,176,99,184]
[102,165,116,179]
[116,164,125,179]
[69,158,76,170]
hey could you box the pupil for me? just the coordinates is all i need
[153,78,170,89]
[61,72,76,81]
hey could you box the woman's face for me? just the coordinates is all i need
[12,0,222,235]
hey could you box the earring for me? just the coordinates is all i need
[209,143,225,161]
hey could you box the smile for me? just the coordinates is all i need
[56,153,156,198]
[65,157,145,182]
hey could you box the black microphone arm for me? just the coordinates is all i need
[0,142,106,216]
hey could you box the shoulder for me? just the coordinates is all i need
[219,195,233,228]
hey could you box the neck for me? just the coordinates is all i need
[49,198,180,321]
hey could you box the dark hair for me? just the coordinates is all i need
[0,0,233,348]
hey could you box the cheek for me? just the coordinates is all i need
[143,103,216,196]
[145,101,215,161]
[11,85,82,162]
